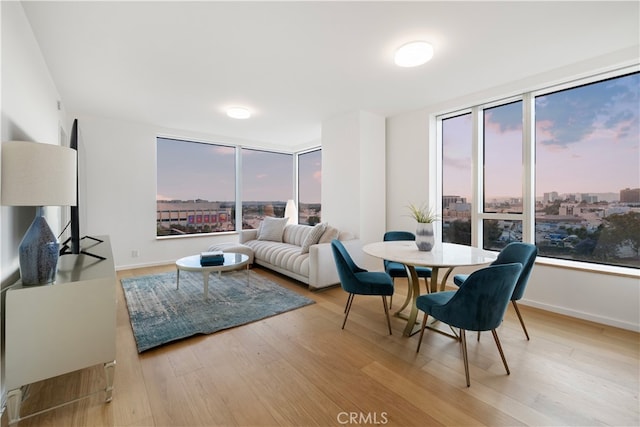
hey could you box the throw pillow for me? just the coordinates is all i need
[257,216,288,242]
[318,225,339,244]
[300,222,327,254]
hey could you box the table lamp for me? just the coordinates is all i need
[1,141,77,285]
[284,199,298,225]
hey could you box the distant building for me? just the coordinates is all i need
[559,203,579,216]
[620,187,640,203]
[450,202,471,213]
[580,194,598,203]
[543,192,559,203]
[443,195,467,209]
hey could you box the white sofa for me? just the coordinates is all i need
[240,222,361,290]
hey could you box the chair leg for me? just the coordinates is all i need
[416,313,429,353]
[491,329,510,376]
[382,296,392,335]
[342,293,354,329]
[344,293,353,313]
[460,329,470,387]
[512,300,530,340]
[389,278,394,309]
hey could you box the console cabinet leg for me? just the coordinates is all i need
[7,388,22,425]
[104,360,116,402]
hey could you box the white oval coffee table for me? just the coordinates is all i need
[175,252,249,299]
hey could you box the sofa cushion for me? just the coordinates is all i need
[318,225,339,244]
[338,231,356,241]
[300,222,327,254]
[243,239,310,278]
[283,224,313,246]
[257,216,289,242]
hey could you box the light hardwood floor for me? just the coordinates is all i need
[3,264,639,426]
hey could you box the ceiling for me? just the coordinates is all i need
[21,1,639,150]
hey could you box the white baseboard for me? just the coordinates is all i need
[521,299,640,332]
[115,259,176,271]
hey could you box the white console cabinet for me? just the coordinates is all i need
[4,236,116,424]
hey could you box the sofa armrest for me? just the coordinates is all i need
[240,229,258,243]
[309,239,363,290]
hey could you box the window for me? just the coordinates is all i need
[241,149,293,230]
[535,73,640,268]
[157,138,319,237]
[483,101,523,214]
[482,101,524,251]
[442,113,472,245]
[298,149,322,225]
[157,138,236,236]
[440,69,639,270]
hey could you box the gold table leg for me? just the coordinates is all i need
[397,264,457,337]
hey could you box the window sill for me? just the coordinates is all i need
[535,256,640,279]
[156,231,239,241]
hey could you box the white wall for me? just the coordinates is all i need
[321,111,386,269]
[385,109,432,235]
[1,1,67,284]
[386,47,640,331]
[0,0,67,409]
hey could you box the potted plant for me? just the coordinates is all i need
[407,202,439,251]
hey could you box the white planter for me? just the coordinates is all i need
[415,222,435,251]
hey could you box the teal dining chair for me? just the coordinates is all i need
[383,231,432,308]
[453,242,538,340]
[331,239,394,335]
[416,262,523,387]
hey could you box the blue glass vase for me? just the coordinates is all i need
[18,211,60,285]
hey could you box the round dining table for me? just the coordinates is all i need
[363,241,497,336]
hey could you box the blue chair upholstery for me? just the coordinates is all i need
[383,231,432,306]
[331,240,394,334]
[453,242,538,339]
[416,263,523,387]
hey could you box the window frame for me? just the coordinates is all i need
[296,147,322,225]
[240,147,294,230]
[437,65,640,275]
[156,136,238,238]
[156,135,321,239]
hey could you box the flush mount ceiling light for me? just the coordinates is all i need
[394,41,434,67]
[226,107,251,119]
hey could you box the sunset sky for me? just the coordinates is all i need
[443,72,640,200]
[157,139,321,202]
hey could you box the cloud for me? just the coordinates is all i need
[443,155,471,170]
[535,73,639,148]
[485,101,522,132]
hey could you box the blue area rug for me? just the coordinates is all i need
[121,269,315,352]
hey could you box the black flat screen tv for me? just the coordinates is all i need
[60,119,104,260]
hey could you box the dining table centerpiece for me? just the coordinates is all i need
[407,202,439,251]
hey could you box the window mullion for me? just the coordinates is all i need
[522,93,535,244]
[471,106,483,247]
[235,146,242,232]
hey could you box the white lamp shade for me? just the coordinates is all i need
[284,199,298,225]
[1,141,77,206]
